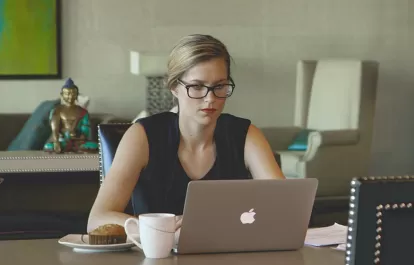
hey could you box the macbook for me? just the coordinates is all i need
[173,178,318,254]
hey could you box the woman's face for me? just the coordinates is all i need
[172,57,230,126]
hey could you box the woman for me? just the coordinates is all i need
[87,34,285,234]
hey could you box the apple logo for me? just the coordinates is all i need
[240,208,256,224]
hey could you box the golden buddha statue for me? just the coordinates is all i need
[43,78,98,153]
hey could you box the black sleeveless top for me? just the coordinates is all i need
[131,112,252,215]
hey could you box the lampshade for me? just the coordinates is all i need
[130,51,168,76]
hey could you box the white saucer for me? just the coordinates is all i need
[58,234,135,253]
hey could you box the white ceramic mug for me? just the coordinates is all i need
[125,213,176,259]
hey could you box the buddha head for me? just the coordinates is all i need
[61,78,79,105]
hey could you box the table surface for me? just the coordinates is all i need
[1,239,345,265]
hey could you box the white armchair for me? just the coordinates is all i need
[262,59,379,198]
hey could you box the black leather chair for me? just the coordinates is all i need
[345,176,414,265]
[98,123,135,215]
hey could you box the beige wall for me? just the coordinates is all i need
[0,0,413,174]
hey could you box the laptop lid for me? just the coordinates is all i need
[174,178,318,254]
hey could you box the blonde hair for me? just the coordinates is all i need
[166,34,232,90]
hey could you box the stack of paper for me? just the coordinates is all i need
[334,244,347,251]
[305,223,348,247]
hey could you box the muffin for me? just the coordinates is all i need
[88,224,127,245]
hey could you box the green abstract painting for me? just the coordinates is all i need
[0,0,61,79]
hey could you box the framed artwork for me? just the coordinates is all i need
[345,176,414,265]
[0,0,61,79]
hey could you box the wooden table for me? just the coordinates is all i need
[1,239,345,265]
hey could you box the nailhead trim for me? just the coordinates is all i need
[0,153,99,173]
[0,154,98,160]
[97,123,132,186]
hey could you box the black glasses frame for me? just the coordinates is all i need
[177,78,235,99]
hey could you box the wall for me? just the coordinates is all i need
[0,0,413,174]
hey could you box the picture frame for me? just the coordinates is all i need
[0,0,62,79]
[345,176,414,265]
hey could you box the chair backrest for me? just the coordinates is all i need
[98,123,134,215]
[346,176,414,265]
[295,59,373,130]
[308,60,362,130]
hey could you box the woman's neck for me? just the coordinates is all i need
[178,113,216,152]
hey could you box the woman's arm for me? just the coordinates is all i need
[244,124,285,180]
[87,123,149,232]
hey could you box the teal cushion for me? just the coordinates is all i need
[287,129,315,151]
[7,99,60,151]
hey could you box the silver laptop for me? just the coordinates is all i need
[173,178,318,254]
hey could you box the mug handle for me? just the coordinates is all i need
[124,218,142,249]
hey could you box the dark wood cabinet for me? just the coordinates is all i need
[0,151,101,240]
[0,171,100,240]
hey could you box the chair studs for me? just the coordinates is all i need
[376,212,382,217]
[351,180,356,186]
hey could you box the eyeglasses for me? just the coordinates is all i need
[177,78,235,99]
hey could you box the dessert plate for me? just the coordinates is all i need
[58,234,135,253]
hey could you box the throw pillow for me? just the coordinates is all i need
[7,99,61,151]
[287,129,315,151]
